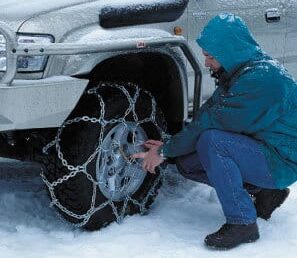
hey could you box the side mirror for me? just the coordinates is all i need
[99,0,189,28]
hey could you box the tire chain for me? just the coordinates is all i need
[41,82,171,228]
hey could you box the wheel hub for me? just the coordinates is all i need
[96,122,148,201]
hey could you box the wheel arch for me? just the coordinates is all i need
[77,51,188,134]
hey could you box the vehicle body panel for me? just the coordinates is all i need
[0,77,88,131]
[284,0,297,79]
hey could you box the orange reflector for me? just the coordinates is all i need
[174,26,183,36]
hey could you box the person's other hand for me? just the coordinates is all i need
[131,140,164,174]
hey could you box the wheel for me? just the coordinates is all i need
[40,82,167,230]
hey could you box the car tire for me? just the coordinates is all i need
[40,82,166,230]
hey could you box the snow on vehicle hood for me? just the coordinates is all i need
[0,0,100,31]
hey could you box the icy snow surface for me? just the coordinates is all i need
[0,159,296,258]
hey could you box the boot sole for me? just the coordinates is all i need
[205,232,260,250]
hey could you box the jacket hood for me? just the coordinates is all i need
[196,13,263,73]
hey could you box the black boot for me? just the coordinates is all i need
[204,223,259,250]
[254,188,290,220]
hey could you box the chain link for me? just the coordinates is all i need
[41,82,169,228]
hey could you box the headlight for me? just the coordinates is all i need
[0,34,54,72]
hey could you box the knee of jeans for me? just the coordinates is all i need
[196,129,228,170]
[196,129,220,153]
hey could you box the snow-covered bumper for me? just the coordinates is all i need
[0,76,88,131]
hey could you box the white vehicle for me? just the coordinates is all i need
[0,0,295,229]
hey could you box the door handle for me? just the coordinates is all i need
[265,8,281,23]
[192,11,207,20]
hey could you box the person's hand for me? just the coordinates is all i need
[131,140,164,174]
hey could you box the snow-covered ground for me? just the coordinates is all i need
[0,159,296,258]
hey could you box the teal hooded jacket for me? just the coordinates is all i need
[162,13,297,189]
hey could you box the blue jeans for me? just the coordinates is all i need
[175,129,277,224]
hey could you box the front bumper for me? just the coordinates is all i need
[0,76,88,131]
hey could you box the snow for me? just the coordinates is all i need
[0,160,296,258]
[102,0,185,7]
[0,0,94,17]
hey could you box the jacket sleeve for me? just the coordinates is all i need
[162,88,221,157]
[162,70,283,158]
[162,109,215,157]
